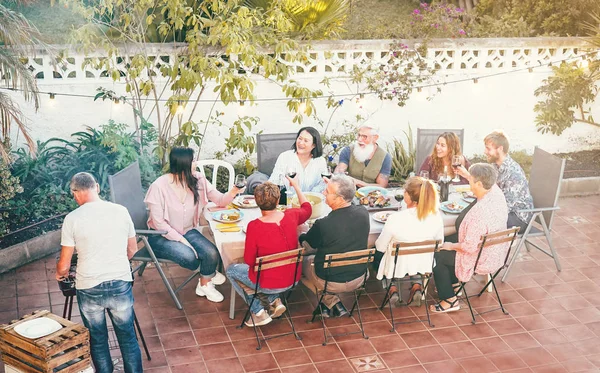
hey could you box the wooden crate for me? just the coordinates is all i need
[0,310,90,373]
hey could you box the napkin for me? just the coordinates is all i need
[208,204,236,212]
[216,223,241,232]
[454,186,471,193]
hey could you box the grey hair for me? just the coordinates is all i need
[468,163,498,190]
[331,174,356,202]
[70,172,97,191]
[358,124,379,136]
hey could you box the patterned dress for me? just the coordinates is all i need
[495,155,534,224]
[456,185,509,282]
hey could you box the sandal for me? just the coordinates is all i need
[453,283,463,297]
[407,283,422,307]
[431,298,460,313]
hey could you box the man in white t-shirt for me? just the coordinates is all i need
[56,172,142,373]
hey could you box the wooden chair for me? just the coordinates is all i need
[455,227,520,324]
[309,248,376,346]
[235,248,305,350]
[379,240,441,330]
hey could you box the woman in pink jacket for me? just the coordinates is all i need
[145,147,243,303]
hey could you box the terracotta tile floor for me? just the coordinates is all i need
[1,195,600,372]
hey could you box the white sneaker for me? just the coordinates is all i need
[211,271,227,285]
[196,281,224,302]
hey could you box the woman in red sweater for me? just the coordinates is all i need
[226,176,311,327]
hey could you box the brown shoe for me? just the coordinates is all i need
[269,298,286,319]
[388,284,400,305]
[407,283,422,307]
[244,309,273,327]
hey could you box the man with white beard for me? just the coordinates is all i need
[334,125,392,187]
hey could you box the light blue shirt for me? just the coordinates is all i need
[268,150,327,193]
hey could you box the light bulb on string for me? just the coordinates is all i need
[175,100,185,116]
[473,78,479,84]
[238,100,247,114]
[528,67,533,73]
[298,98,307,114]
[113,98,120,104]
[49,93,56,99]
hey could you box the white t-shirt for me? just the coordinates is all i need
[375,208,444,280]
[61,200,135,290]
[268,150,328,193]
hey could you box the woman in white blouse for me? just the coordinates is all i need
[268,127,328,193]
[375,176,444,306]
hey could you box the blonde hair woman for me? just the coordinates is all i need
[374,177,444,306]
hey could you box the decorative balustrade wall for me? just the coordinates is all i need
[9,38,600,157]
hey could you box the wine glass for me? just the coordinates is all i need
[234,174,246,199]
[452,155,462,182]
[394,189,404,211]
[286,165,297,179]
[321,165,332,179]
[419,170,429,179]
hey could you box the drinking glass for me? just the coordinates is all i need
[321,166,332,179]
[234,174,246,200]
[419,170,429,179]
[394,189,404,211]
[286,165,297,179]
[452,155,462,182]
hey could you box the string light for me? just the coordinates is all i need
[298,98,307,114]
[2,51,594,103]
[175,100,184,116]
[528,67,533,73]
[239,100,245,106]
[417,87,422,93]
[113,98,120,104]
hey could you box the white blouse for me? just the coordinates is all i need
[268,150,327,193]
[375,208,444,280]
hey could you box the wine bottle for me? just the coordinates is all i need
[438,166,450,202]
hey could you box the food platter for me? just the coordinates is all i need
[211,209,244,223]
[232,195,258,208]
[356,186,392,209]
[372,211,395,224]
[462,191,476,203]
[440,200,469,214]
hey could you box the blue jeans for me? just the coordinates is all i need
[148,229,219,276]
[77,280,142,373]
[226,263,292,314]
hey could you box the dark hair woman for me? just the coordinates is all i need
[144,147,243,303]
[268,126,328,193]
[418,132,470,184]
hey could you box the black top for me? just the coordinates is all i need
[299,205,370,282]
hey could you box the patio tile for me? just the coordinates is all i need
[337,339,376,358]
[399,330,438,348]
[367,334,408,353]
[456,356,498,373]
[160,331,197,350]
[273,348,311,367]
[410,345,450,364]
[304,344,344,363]
[238,353,278,372]
[193,326,230,345]
[516,347,558,367]
[199,342,236,361]
[314,359,355,373]
[164,346,203,366]
[442,340,482,358]
[203,357,244,373]
[348,355,386,372]
[423,360,465,373]
[379,350,419,368]
[487,351,528,371]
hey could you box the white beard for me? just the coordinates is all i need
[352,142,375,163]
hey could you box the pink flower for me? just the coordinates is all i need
[413,9,420,14]
[458,29,466,35]
[420,2,427,7]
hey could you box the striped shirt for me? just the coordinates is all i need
[268,150,327,193]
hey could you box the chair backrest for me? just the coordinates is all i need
[415,128,465,172]
[390,240,441,257]
[257,133,297,175]
[528,147,565,228]
[196,159,235,191]
[253,248,305,272]
[474,226,520,273]
[323,248,376,270]
[108,161,148,230]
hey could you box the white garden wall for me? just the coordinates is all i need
[6,38,600,160]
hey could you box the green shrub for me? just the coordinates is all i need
[0,158,24,236]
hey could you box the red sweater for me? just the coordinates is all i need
[245,202,312,288]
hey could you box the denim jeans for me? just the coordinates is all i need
[148,229,219,276]
[226,263,292,314]
[77,280,142,373]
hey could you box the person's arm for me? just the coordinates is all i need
[375,215,396,253]
[333,146,350,174]
[127,237,138,260]
[300,219,322,249]
[310,158,327,193]
[56,246,75,281]
[268,152,287,185]
[203,173,243,207]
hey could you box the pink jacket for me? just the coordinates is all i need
[456,184,509,282]
[144,172,234,241]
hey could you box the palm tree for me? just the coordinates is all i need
[0,2,45,161]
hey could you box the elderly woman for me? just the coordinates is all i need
[419,132,470,184]
[430,163,508,313]
[226,177,311,327]
[268,126,328,193]
[145,147,243,303]
[374,176,444,307]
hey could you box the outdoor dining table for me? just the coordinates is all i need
[203,186,468,319]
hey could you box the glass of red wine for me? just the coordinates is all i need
[394,189,404,211]
[452,155,462,182]
[234,175,246,199]
[286,165,297,179]
[321,166,332,179]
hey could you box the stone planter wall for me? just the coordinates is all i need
[560,177,600,197]
[0,230,61,274]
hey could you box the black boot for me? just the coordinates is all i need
[312,303,331,319]
[332,302,348,317]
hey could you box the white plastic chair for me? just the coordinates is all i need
[196,159,235,190]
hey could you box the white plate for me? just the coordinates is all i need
[357,186,389,197]
[232,196,257,209]
[211,209,244,223]
[372,211,394,224]
[14,317,63,339]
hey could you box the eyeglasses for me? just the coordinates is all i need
[357,133,372,141]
